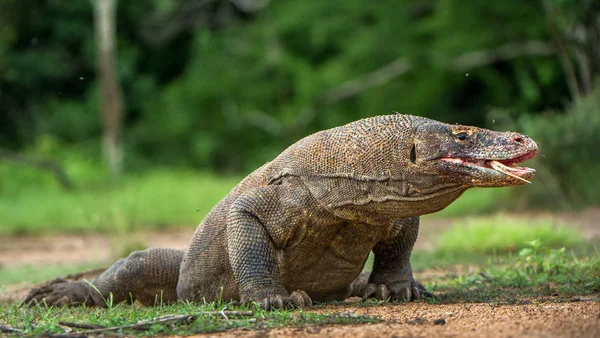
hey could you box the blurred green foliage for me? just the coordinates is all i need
[517,85,600,207]
[0,0,567,169]
[0,0,598,217]
[0,164,239,235]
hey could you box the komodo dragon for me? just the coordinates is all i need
[25,114,538,309]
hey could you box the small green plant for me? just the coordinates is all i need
[517,239,568,274]
[428,240,600,302]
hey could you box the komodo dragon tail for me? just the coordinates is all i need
[22,248,184,307]
[0,267,107,305]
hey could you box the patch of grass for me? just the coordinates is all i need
[409,215,589,272]
[0,301,379,337]
[0,264,104,286]
[434,216,584,256]
[436,188,512,217]
[0,169,240,236]
[363,215,585,273]
[410,250,493,272]
[426,241,600,303]
[111,235,150,260]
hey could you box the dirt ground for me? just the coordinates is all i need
[1,208,599,337]
[208,300,600,338]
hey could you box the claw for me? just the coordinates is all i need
[24,290,44,307]
[404,287,412,301]
[299,290,312,307]
[55,295,70,306]
[289,290,312,308]
[263,297,271,310]
[357,279,431,303]
[361,284,378,302]
[272,295,284,309]
[288,292,303,308]
[257,290,313,310]
[375,284,390,300]
[412,287,421,300]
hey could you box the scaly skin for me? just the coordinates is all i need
[25,114,537,309]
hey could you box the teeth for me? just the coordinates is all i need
[489,160,532,184]
[441,158,463,164]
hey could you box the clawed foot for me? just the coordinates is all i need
[23,278,91,307]
[361,280,433,302]
[251,290,313,310]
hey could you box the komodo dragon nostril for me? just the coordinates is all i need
[514,135,524,144]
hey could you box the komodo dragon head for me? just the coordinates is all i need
[412,119,538,187]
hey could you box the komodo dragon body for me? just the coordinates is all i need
[26,114,538,309]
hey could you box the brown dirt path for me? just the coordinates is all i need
[204,301,600,338]
[0,228,191,268]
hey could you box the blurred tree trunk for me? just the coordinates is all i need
[542,0,600,100]
[92,0,123,179]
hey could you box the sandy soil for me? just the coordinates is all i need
[202,300,600,338]
[1,208,599,337]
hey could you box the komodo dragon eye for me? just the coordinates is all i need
[456,132,469,141]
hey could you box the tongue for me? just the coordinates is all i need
[489,160,532,184]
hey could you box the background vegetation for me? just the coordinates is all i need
[0,0,599,234]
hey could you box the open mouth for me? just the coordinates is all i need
[440,150,537,183]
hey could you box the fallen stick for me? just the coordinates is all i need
[45,311,254,337]
[0,324,23,333]
[58,321,106,329]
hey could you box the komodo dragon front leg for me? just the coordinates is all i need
[349,217,431,301]
[25,248,183,307]
[226,184,313,309]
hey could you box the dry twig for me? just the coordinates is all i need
[44,311,254,337]
[0,324,22,334]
